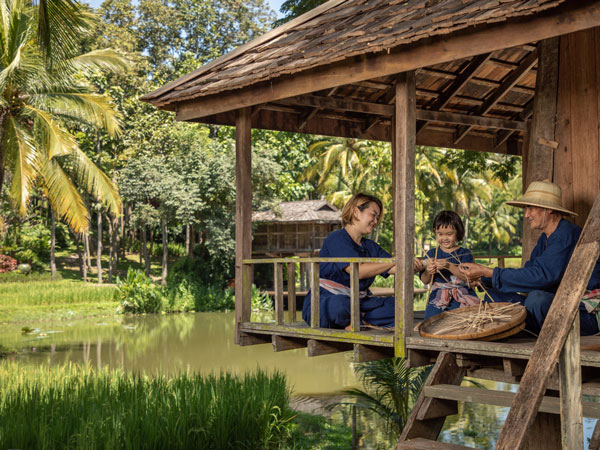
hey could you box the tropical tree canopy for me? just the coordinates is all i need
[0,0,129,231]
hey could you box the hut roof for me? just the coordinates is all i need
[143,0,564,107]
[141,0,599,155]
[252,200,341,223]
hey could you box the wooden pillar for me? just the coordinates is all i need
[234,108,253,345]
[522,38,558,262]
[559,311,583,449]
[393,71,416,357]
[554,28,600,226]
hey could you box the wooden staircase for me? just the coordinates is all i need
[397,191,600,450]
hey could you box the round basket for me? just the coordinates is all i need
[418,302,526,340]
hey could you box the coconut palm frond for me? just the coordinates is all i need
[67,48,131,74]
[70,146,121,216]
[36,0,93,64]
[25,104,76,158]
[7,116,37,214]
[39,92,121,136]
[38,150,89,232]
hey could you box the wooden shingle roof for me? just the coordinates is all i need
[142,0,600,156]
[143,0,564,108]
[252,200,341,223]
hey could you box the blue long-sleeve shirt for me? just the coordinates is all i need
[488,219,581,294]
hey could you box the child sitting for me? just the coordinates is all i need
[421,210,480,319]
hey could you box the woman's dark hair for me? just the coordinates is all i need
[433,210,465,242]
[341,193,383,226]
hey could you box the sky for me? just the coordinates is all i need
[84,0,285,17]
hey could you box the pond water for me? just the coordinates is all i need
[1,312,598,449]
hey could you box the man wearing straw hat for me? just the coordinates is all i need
[461,179,600,335]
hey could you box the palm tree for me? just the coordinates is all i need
[343,357,431,438]
[0,0,129,233]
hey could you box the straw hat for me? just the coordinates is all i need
[506,179,577,216]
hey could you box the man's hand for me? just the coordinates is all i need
[459,262,493,281]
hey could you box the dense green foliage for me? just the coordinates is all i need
[0,362,293,450]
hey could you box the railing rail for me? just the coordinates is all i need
[243,257,396,332]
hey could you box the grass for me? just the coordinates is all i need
[0,362,293,450]
[0,279,118,323]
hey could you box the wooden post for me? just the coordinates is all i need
[349,262,360,332]
[393,71,416,357]
[287,262,297,323]
[522,38,558,263]
[559,310,583,449]
[310,262,320,328]
[234,107,253,345]
[274,262,284,325]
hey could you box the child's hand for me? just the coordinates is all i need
[426,262,437,274]
[436,259,449,269]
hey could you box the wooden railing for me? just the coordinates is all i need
[474,254,521,268]
[242,257,399,333]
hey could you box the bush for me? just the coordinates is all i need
[0,255,17,273]
[116,269,165,314]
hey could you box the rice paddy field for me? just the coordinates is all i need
[0,362,294,450]
[0,279,118,323]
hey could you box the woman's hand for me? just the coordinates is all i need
[413,257,424,272]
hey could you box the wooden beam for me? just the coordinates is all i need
[399,352,465,442]
[350,262,360,332]
[354,344,394,362]
[234,108,253,345]
[454,50,538,144]
[418,53,492,134]
[287,262,297,323]
[393,72,416,357]
[173,1,600,121]
[274,262,284,325]
[307,339,353,357]
[417,110,525,131]
[272,335,307,352]
[495,193,600,450]
[310,261,320,328]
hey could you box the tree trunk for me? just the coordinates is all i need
[97,210,103,285]
[83,232,92,271]
[108,216,114,283]
[149,227,155,258]
[141,226,151,277]
[0,111,8,200]
[50,209,57,277]
[81,232,88,282]
[186,223,191,256]
[138,228,143,264]
[161,216,168,286]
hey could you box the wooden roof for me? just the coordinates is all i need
[142,0,600,155]
[252,200,340,223]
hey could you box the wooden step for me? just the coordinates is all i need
[424,384,600,418]
[396,437,475,449]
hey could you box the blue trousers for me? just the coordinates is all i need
[524,290,599,336]
[303,293,395,328]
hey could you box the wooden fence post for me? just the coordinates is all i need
[310,262,320,328]
[350,262,360,332]
[287,262,297,323]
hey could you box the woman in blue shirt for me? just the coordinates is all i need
[302,193,423,329]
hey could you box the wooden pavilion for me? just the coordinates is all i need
[142,1,600,448]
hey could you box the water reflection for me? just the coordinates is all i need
[2,313,598,449]
[0,312,359,395]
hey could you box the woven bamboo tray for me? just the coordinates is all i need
[419,302,526,341]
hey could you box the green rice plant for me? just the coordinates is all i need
[0,362,293,450]
[0,280,117,307]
